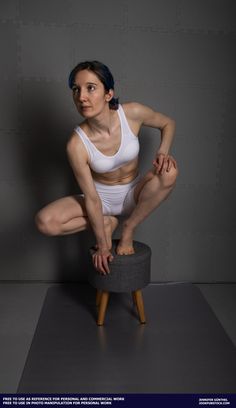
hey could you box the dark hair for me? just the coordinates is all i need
[68,60,119,110]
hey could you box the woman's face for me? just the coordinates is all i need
[72,69,114,117]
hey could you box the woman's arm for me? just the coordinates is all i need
[125,102,176,155]
[124,102,177,174]
[66,132,114,275]
[66,132,108,250]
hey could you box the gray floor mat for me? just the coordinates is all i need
[17,283,236,393]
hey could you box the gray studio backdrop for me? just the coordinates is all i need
[0,1,235,282]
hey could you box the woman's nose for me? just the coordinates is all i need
[79,90,88,102]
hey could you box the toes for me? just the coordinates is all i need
[116,246,135,255]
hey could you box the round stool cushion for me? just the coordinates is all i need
[88,239,151,293]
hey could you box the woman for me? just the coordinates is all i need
[35,60,178,275]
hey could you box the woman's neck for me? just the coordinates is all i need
[86,106,116,137]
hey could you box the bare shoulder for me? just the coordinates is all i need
[121,101,157,126]
[66,130,89,164]
[121,102,143,124]
[66,131,100,201]
[121,101,174,129]
[67,130,81,149]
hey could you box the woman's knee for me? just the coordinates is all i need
[35,210,61,236]
[154,165,179,188]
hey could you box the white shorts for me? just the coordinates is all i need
[79,174,141,216]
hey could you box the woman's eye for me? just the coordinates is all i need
[72,86,79,93]
[72,85,95,94]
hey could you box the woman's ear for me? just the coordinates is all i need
[105,89,114,102]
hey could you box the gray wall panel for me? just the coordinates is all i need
[123,31,236,88]
[0,1,18,20]
[179,0,236,32]
[174,137,220,185]
[212,235,236,280]
[172,87,224,140]
[0,22,18,77]
[169,186,236,235]
[69,0,124,26]
[19,25,72,78]
[0,81,19,129]
[19,0,74,25]
[0,1,235,282]
[168,232,214,282]
[127,0,177,28]
[223,93,236,137]
[218,138,236,185]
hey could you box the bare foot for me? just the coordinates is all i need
[116,226,135,255]
[94,216,119,250]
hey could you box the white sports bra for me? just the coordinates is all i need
[74,104,140,173]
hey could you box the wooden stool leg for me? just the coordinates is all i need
[133,290,146,324]
[97,291,110,326]
[132,291,137,307]
[96,289,102,306]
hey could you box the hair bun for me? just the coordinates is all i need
[109,96,119,110]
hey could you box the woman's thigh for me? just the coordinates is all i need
[132,164,177,204]
[132,168,155,204]
[36,194,88,223]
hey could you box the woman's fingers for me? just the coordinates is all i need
[164,159,169,173]
[99,255,110,275]
[167,157,175,171]
[159,160,164,172]
[169,155,177,169]
[102,256,110,274]
[92,254,100,273]
[92,254,110,275]
[92,254,97,269]
[97,256,106,275]
[167,160,172,171]
[153,154,178,176]
[159,157,169,174]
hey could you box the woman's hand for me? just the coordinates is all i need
[92,247,114,275]
[152,152,177,175]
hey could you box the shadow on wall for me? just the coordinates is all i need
[15,83,96,281]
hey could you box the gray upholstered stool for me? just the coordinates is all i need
[88,239,151,325]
